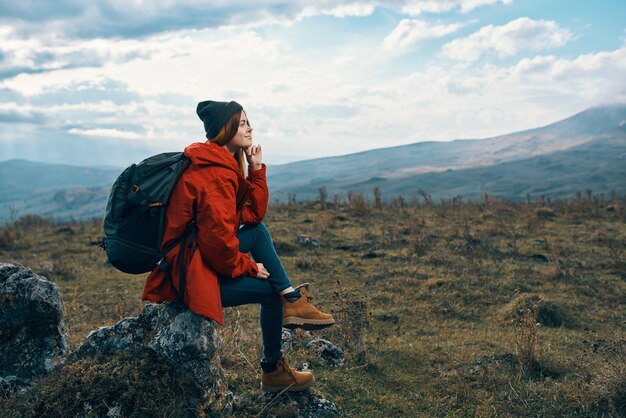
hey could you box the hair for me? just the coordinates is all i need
[209,110,246,177]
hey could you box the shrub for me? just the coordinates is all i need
[14,214,50,230]
[347,191,368,216]
[0,227,17,250]
[513,307,540,376]
[503,293,570,328]
[373,186,382,209]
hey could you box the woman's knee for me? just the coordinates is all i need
[249,222,272,241]
[255,222,269,234]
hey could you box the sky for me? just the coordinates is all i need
[0,0,625,166]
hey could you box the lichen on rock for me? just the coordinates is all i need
[0,262,70,393]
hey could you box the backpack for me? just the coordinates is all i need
[100,152,196,304]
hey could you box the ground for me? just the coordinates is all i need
[0,192,625,417]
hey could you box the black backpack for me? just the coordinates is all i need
[100,152,196,304]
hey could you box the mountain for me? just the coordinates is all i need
[0,160,120,222]
[266,104,626,200]
[0,104,624,223]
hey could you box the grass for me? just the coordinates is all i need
[0,192,625,417]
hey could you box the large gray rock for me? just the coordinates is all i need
[70,302,232,414]
[0,263,70,391]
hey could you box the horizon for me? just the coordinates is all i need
[1,102,624,169]
[0,1,625,166]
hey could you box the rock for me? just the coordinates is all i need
[297,235,319,248]
[70,302,232,415]
[282,329,293,351]
[306,338,345,367]
[0,263,70,393]
[0,375,31,396]
[258,391,339,417]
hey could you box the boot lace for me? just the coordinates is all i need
[279,357,298,380]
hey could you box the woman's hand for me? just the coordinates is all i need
[254,262,270,279]
[245,144,263,170]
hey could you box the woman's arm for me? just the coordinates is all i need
[242,163,269,224]
[195,175,259,278]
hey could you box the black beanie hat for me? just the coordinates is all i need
[196,100,243,139]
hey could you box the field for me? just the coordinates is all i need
[1,192,625,417]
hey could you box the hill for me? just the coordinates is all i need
[1,104,625,222]
[267,104,626,200]
[0,160,119,222]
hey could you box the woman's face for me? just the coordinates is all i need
[228,111,253,151]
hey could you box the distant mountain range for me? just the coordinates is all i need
[266,104,626,201]
[1,105,625,223]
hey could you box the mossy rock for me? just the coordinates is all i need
[0,349,207,418]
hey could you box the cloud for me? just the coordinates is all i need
[0,108,45,124]
[0,1,513,40]
[0,27,156,81]
[400,0,512,15]
[383,19,468,50]
[30,78,141,106]
[441,17,574,61]
[0,1,621,167]
[1,1,345,39]
[0,87,25,103]
[508,47,626,101]
[67,127,145,139]
[0,0,515,83]
[302,2,376,18]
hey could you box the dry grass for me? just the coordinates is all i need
[1,192,625,416]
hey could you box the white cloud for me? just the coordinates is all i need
[509,47,626,100]
[401,0,512,16]
[0,0,514,41]
[0,27,156,79]
[2,27,625,164]
[67,128,145,139]
[302,2,376,18]
[0,2,623,167]
[442,17,573,61]
[383,19,468,49]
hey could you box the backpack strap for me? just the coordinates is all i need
[176,201,197,304]
[156,201,198,305]
[156,257,178,300]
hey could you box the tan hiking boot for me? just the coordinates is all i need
[283,283,335,330]
[261,356,315,392]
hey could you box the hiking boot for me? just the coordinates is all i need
[261,356,315,392]
[282,283,335,330]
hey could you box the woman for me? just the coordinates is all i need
[142,100,334,392]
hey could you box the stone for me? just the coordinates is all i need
[70,302,232,415]
[0,263,70,393]
[297,235,319,248]
[282,328,293,351]
[306,338,345,367]
[258,391,339,417]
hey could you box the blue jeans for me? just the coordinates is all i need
[218,222,292,371]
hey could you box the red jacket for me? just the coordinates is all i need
[141,141,269,325]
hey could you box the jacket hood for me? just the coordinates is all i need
[184,141,240,174]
